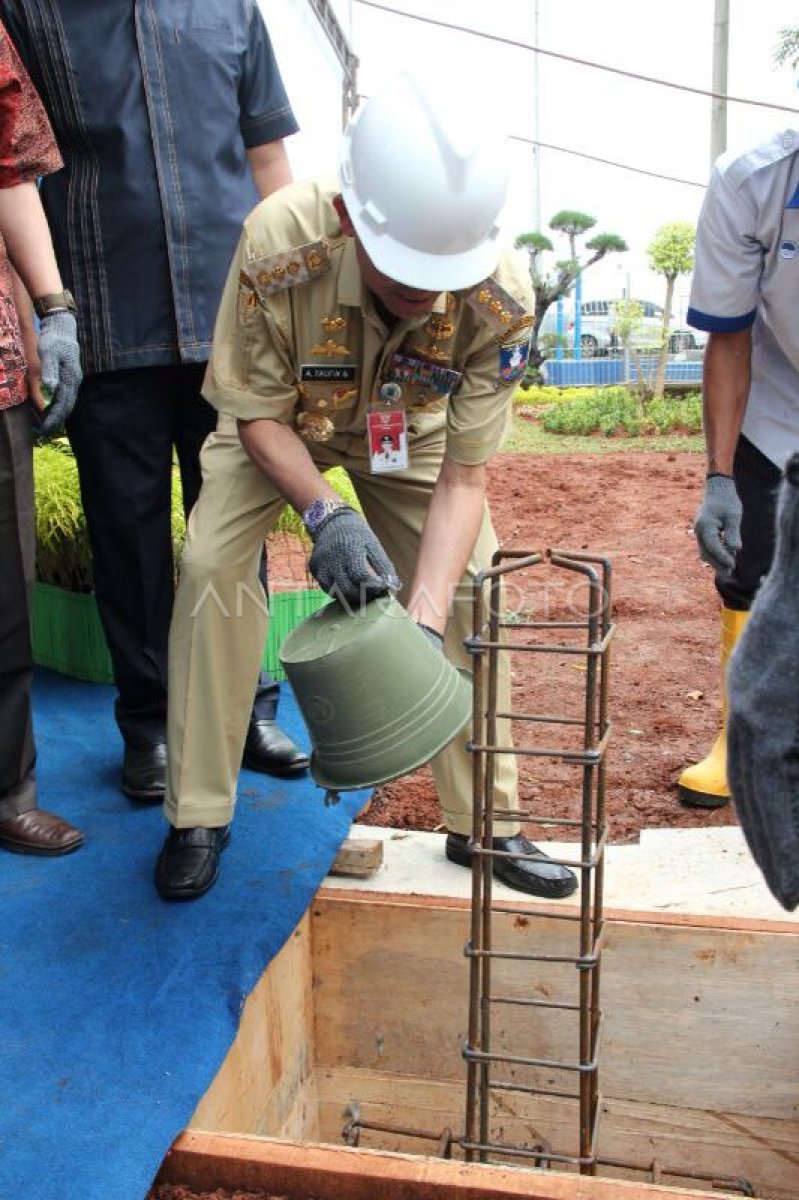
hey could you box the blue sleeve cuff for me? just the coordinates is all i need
[686,306,757,333]
[241,107,299,148]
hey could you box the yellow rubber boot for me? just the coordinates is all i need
[678,606,749,809]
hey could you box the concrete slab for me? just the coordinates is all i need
[323,823,798,923]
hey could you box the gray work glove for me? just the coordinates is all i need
[417,622,444,652]
[308,506,400,605]
[693,474,743,575]
[36,310,82,439]
[727,453,799,911]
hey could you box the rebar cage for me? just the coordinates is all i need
[459,547,753,1196]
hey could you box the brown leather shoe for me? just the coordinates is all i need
[0,809,84,856]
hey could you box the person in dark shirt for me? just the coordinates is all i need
[0,1,310,802]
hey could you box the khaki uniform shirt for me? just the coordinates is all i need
[204,179,533,466]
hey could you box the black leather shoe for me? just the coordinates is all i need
[121,740,166,801]
[243,719,310,777]
[155,825,231,900]
[445,832,578,899]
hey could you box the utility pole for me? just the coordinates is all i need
[307,0,359,127]
[532,0,542,230]
[710,0,729,167]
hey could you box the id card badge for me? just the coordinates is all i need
[368,382,409,474]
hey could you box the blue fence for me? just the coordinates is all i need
[542,356,702,388]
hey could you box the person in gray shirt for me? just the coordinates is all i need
[679,127,799,812]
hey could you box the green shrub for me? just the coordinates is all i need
[33,441,187,591]
[540,387,702,437]
[513,384,585,406]
[643,393,702,434]
[33,443,362,588]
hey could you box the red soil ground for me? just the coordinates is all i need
[352,450,734,845]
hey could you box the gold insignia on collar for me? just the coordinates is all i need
[427,314,454,340]
[311,339,352,357]
[321,314,348,334]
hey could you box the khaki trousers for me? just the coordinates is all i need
[164,417,518,836]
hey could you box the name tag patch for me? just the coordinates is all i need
[300,364,357,383]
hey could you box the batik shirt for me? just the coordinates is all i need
[0,20,61,410]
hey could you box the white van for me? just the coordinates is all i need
[539,299,704,357]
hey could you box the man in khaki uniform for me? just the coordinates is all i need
[156,73,578,902]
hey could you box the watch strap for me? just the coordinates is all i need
[33,290,76,319]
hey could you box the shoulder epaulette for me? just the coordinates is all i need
[243,238,331,301]
[463,276,534,343]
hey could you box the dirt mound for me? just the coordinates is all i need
[360,451,734,844]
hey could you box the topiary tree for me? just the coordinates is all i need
[515,216,627,383]
[610,298,647,398]
[773,26,799,69]
[647,220,695,398]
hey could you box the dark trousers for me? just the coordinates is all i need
[0,404,36,817]
[716,434,782,611]
[67,363,278,744]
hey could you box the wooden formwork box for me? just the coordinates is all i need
[156,889,799,1199]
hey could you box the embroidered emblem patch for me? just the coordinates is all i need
[499,338,531,384]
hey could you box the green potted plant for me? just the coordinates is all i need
[31,442,358,684]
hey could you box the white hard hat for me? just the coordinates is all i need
[338,72,510,292]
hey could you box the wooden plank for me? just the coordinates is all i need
[317,885,799,936]
[157,1130,731,1199]
[315,1065,798,1200]
[329,837,384,878]
[310,894,799,1119]
[191,916,318,1138]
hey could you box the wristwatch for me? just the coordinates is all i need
[302,496,347,535]
[33,290,77,318]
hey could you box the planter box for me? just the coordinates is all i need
[152,890,799,1200]
[263,588,329,682]
[30,582,328,685]
[31,582,114,684]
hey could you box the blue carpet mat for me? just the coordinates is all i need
[0,670,367,1200]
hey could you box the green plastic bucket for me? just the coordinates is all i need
[280,593,471,791]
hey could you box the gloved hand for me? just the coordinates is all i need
[35,310,82,439]
[308,506,399,604]
[693,474,742,575]
[417,622,444,652]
